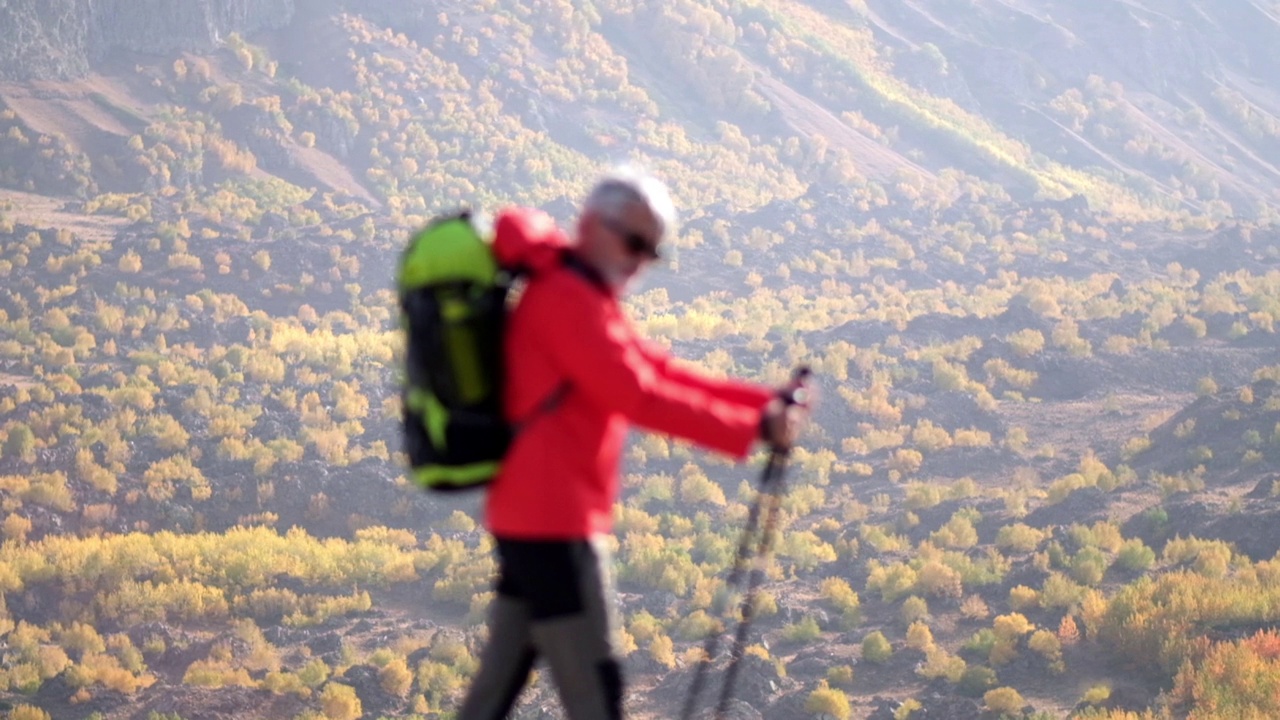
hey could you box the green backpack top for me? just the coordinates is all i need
[397,211,512,491]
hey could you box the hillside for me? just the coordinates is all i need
[2,2,1280,720]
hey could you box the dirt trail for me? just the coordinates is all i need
[0,188,127,242]
[0,373,36,389]
[0,71,158,149]
[995,390,1194,464]
[288,142,379,204]
[753,68,935,183]
[0,91,131,141]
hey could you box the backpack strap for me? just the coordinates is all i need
[508,252,607,434]
[512,381,570,433]
[561,251,611,293]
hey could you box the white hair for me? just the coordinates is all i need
[583,164,678,241]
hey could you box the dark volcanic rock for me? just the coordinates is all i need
[0,0,296,81]
[1022,486,1110,528]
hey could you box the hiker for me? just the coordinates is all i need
[456,166,809,720]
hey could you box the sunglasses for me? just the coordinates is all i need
[601,217,661,260]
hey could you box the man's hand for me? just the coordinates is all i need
[762,398,806,452]
[761,367,814,452]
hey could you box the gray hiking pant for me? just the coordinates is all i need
[457,535,624,720]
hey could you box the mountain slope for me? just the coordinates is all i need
[3,0,1280,219]
[2,2,1280,719]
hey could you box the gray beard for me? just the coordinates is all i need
[602,267,645,296]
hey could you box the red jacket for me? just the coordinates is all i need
[485,208,775,539]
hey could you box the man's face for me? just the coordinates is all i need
[581,202,663,292]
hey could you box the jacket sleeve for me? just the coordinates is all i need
[528,279,764,459]
[636,339,776,408]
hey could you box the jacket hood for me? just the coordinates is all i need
[492,207,572,274]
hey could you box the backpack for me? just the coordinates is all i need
[396,211,513,492]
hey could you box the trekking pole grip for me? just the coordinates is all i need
[765,365,811,460]
[779,365,812,407]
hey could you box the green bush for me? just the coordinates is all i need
[1115,538,1156,572]
[900,595,929,625]
[861,631,893,664]
[782,616,822,644]
[674,611,721,641]
[1070,547,1109,586]
[963,628,997,657]
[983,686,1026,715]
[995,523,1047,553]
[804,681,851,719]
[826,664,854,687]
[958,665,998,697]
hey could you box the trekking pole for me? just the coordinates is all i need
[713,449,789,720]
[678,451,785,720]
[679,367,810,720]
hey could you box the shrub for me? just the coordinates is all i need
[649,634,676,669]
[1057,615,1081,646]
[1115,538,1155,572]
[262,670,310,698]
[993,614,1035,640]
[1082,684,1111,706]
[931,514,979,549]
[118,250,142,273]
[782,616,822,643]
[1041,572,1087,609]
[964,628,997,657]
[866,561,918,602]
[679,464,726,506]
[820,577,861,615]
[628,611,663,644]
[1007,329,1045,357]
[1122,435,1152,460]
[916,560,963,598]
[2,513,32,543]
[958,665,998,697]
[1028,629,1063,664]
[984,686,1026,715]
[917,646,966,682]
[320,682,362,720]
[183,659,254,688]
[296,655,330,681]
[901,595,929,625]
[778,531,837,571]
[1009,585,1039,611]
[827,664,854,687]
[440,510,476,533]
[1070,547,1109,586]
[416,661,462,705]
[4,424,36,462]
[996,523,1046,553]
[960,594,990,620]
[379,657,413,697]
[804,681,851,720]
[861,632,892,664]
[675,611,721,641]
[1196,376,1218,397]
[894,698,923,720]
[905,622,934,652]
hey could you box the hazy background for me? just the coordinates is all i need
[0,1,1279,719]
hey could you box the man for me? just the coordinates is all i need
[458,166,807,720]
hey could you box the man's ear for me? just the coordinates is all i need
[576,210,600,246]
